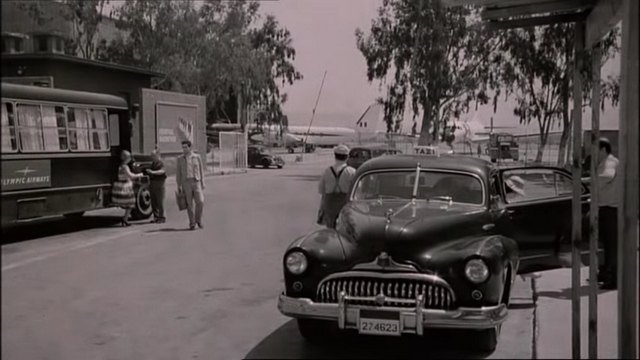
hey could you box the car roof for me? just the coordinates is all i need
[350,145,399,151]
[356,154,495,178]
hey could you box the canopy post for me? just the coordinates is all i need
[588,41,602,360]
[617,0,639,357]
[571,20,586,360]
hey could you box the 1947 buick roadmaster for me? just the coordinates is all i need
[278,154,589,351]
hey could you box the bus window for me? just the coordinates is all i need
[67,107,91,151]
[41,105,68,151]
[89,109,109,151]
[1,102,18,152]
[16,104,44,152]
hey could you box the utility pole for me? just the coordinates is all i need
[302,70,327,161]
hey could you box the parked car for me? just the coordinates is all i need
[347,146,403,169]
[248,145,284,169]
[278,154,590,351]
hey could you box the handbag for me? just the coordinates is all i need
[175,190,188,211]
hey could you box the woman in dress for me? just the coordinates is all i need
[112,150,144,226]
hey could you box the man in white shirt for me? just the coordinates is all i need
[317,145,356,228]
[584,137,619,289]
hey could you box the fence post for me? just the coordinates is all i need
[588,41,602,360]
[571,21,585,360]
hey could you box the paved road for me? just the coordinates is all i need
[2,159,535,360]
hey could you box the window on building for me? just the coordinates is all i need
[41,105,68,151]
[89,109,109,150]
[1,37,24,54]
[67,107,91,151]
[1,102,18,152]
[16,104,45,152]
[34,35,48,52]
[53,37,64,53]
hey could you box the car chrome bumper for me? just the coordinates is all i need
[278,293,507,334]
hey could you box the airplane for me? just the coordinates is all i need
[243,123,357,150]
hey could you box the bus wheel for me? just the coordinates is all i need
[131,184,153,220]
[63,212,85,219]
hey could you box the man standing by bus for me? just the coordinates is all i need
[317,145,356,229]
[176,140,205,230]
[146,148,167,224]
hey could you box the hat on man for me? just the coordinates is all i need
[334,144,349,156]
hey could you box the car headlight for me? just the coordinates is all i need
[286,251,308,275]
[465,258,489,284]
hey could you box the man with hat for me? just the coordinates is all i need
[317,144,356,228]
[583,137,620,289]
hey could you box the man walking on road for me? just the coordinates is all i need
[176,140,205,230]
[146,148,167,223]
[584,137,620,289]
[317,145,356,229]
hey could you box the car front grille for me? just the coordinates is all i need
[316,273,455,310]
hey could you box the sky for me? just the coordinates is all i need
[258,0,385,128]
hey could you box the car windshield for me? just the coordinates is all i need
[352,170,484,205]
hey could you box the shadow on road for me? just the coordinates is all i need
[1,215,121,244]
[144,227,193,233]
[537,285,614,300]
[278,175,322,182]
[245,320,492,359]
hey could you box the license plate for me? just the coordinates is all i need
[358,318,401,336]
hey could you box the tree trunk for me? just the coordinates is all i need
[557,40,573,167]
[418,105,433,146]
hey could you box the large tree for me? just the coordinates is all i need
[356,0,498,145]
[495,23,619,164]
[98,0,301,129]
[17,0,110,59]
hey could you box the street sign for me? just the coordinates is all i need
[413,146,439,156]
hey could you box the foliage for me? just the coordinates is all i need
[95,0,301,128]
[494,23,619,164]
[356,0,498,145]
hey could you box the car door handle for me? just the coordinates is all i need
[507,210,516,215]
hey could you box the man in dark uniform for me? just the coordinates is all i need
[146,148,167,223]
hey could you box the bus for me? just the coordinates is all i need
[1,83,153,227]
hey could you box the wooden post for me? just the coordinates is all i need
[618,0,639,357]
[588,42,602,360]
[571,21,585,360]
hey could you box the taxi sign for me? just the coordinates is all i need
[413,146,439,156]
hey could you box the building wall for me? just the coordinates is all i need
[140,89,207,175]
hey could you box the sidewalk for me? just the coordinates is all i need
[534,267,618,359]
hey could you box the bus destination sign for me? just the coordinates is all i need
[1,160,52,192]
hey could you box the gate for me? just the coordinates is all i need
[217,131,247,171]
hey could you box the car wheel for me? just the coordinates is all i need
[288,148,295,153]
[63,211,85,219]
[261,159,270,168]
[130,184,153,220]
[277,165,283,169]
[297,319,334,344]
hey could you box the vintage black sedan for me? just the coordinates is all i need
[278,154,588,351]
[248,145,285,169]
